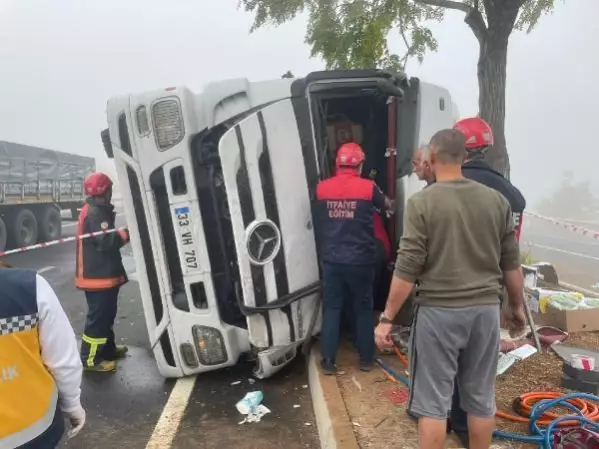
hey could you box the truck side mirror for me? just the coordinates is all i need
[101,129,114,159]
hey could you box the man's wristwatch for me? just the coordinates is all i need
[378,313,393,325]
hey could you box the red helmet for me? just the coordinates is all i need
[453,117,494,150]
[335,143,365,168]
[84,172,113,197]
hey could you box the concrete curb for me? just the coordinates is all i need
[308,345,359,449]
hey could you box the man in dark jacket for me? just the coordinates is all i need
[449,117,527,447]
[76,172,130,372]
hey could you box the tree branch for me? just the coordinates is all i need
[464,8,487,42]
[482,0,494,15]
[414,0,472,14]
[415,0,488,42]
[397,16,412,69]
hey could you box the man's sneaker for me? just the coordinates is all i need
[359,361,374,372]
[84,360,117,372]
[115,345,129,359]
[321,359,337,376]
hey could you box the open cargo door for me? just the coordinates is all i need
[218,99,321,377]
[386,96,398,247]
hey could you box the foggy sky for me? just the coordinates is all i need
[1,0,597,206]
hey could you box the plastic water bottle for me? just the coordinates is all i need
[236,391,263,415]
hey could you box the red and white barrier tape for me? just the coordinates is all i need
[525,212,599,239]
[0,228,120,257]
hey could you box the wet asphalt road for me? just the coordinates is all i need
[3,208,318,449]
[521,216,599,292]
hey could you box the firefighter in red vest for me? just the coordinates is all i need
[75,172,130,372]
[315,143,393,374]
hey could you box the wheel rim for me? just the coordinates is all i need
[48,219,57,236]
[20,217,35,244]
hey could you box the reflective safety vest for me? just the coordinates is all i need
[0,268,58,448]
[315,169,386,265]
[75,200,127,291]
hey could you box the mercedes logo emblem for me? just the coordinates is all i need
[245,219,281,266]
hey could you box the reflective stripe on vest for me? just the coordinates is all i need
[0,269,58,448]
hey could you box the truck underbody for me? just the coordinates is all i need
[102,69,455,378]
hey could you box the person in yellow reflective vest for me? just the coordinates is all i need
[0,262,86,448]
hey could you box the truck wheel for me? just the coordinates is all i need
[0,217,6,252]
[9,209,38,249]
[38,206,62,242]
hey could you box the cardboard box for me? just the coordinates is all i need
[326,120,363,152]
[525,287,599,332]
[535,306,599,332]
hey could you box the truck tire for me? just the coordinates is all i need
[38,206,62,242]
[9,208,38,249]
[0,217,6,252]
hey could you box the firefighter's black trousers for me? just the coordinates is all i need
[80,287,120,367]
[449,291,506,441]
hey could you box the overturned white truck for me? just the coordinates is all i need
[101,70,458,378]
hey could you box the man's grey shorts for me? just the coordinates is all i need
[408,304,500,420]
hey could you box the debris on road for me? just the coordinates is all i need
[238,405,271,424]
[236,391,263,414]
[236,391,271,424]
[351,375,362,392]
[231,380,241,386]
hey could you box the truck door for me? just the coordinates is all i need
[217,99,321,354]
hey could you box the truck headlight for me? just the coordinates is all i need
[152,98,184,151]
[192,325,228,366]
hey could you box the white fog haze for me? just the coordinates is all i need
[3,3,599,442]
[1,0,597,213]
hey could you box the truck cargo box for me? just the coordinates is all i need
[0,140,95,204]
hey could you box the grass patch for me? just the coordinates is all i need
[521,247,535,265]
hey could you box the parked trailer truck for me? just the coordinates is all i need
[0,141,96,252]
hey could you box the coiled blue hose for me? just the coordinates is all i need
[375,358,599,448]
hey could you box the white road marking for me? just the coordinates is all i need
[528,243,599,262]
[145,376,197,449]
[38,266,56,274]
[526,232,599,246]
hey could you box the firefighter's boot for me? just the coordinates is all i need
[84,360,117,373]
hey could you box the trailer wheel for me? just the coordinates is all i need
[9,209,38,249]
[0,217,7,252]
[38,206,62,242]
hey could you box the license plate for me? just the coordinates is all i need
[174,206,199,271]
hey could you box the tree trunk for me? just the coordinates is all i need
[475,0,522,179]
[477,34,510,177]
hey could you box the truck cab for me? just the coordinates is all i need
[102,69,457,378]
